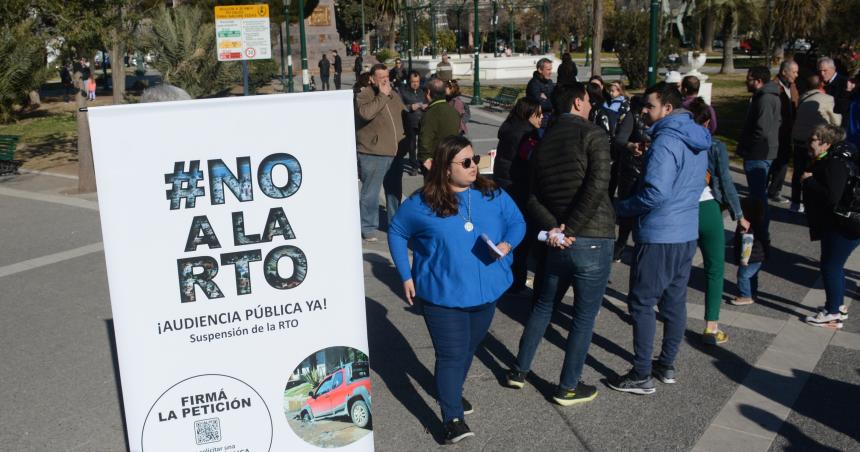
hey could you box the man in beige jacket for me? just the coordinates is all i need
[790,73,842,212]
[355,63,405,241]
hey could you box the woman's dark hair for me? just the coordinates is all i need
[686,97,712,126]
[588,75,604,86]
[353,72,372,93]
[422,135,497,217]
[561,52,572,63]
[446,79,462,98]
[508,97,542,123]
[586,82,604,106]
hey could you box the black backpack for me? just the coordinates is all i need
[831,141,860,239]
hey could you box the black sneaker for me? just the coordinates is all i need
[553,382,598,406]
[461,397,473,415]
[506,369,526,389]
[613,243,625,262]
[652,361,677,384]
[608,371,656,395]
[443,418,474,444]
[769,194,789,204]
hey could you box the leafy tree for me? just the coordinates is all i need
[140,5,240,98]
[0,20,50,123]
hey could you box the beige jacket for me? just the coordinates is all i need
[355,86,405,156]
[792,90,842,142]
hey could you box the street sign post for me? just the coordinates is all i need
[215,4,273,95]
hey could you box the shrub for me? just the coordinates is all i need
[375,48,399,64]
[140,5,240,98]
[0,20,49,123]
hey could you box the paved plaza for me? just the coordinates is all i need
[1,104,859,451]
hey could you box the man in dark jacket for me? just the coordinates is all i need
[819,56,850,122]
[399,71,425,170]
[610,82,710,395]
[505,82,615,406]
[417,78,460,172]
[332,50,343,90]
[526,58,554,129]
[767,59,799,203]
[318,54,331,91]
[738,66,782,243]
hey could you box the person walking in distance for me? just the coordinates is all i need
[318,54,331,91]
[609,82,711,394]
[505,82,616,406]
[388,136,525,443]
[399,71,426,174]
[332,50,343,90]
[767,59,800,204]
[737,66,782,245]
[355,64,405,242]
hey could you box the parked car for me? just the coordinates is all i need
[785,39,812,52]
[300,362,372,429]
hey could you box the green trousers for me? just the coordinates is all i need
[698,199,725,322]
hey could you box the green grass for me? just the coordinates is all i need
[284,382,312,397]
[0,112,76,146]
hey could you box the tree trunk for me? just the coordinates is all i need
[702,5,716,52]
[74,68,96,193]
[591,0,603,76]
[110,42,126,104]
[719,10,735,74]
[387,14,397,50]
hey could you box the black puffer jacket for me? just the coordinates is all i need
[527,114,616,238]
[493,117,534,189]
[738,80,782,160]
[803,142,854,241]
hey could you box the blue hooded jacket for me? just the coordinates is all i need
[616,110,711,244]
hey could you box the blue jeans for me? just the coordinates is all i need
[744,159,773,242]
[736,261,762,297]
[358,153,394,237]
[383,156,405,223]
[820,231,860,314]
[627,241,697,378]
[422,300,496,422]
[515,237,613,390]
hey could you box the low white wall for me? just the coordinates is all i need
[410,54,560,81]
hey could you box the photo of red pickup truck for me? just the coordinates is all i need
[285,347,373,448]
[300,361,372,429]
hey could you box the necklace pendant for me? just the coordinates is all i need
[464,221,474,232]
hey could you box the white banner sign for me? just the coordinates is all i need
[89,91,373,451]
[216,4,272,61]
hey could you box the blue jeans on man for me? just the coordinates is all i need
[820,231,860,314]
[515,237,614,390]
[627,240,697,379]
[358,152,394,238]
[422,300,496,422]
[744,159,773,241]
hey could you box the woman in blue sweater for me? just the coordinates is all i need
[388,135,525,444]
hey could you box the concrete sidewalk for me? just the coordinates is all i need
[1,134,859,451]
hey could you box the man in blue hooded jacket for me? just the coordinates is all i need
[609,82,711,394]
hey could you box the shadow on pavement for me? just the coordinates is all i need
[739,405,841,452]
[686,329,860,444]
[364,297,442,444]
[104,319,131,452]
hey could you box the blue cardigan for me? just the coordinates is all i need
[388,188,526,308]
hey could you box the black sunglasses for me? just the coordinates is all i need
[451,155,481,168]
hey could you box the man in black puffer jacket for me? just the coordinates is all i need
[505,82,615,406]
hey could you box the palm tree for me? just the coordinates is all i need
[591,0,603,76]
[713,0,761,74]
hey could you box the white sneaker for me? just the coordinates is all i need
[817,305,848,320]
[789,202,805,213]
[805,311,844,329]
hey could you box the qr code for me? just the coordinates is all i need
[194,418,222,445]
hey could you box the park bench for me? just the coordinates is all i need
[485,87,522,109]
[600,66,625,81]
[0,135,22,176]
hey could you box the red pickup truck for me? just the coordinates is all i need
[300,361,372,428]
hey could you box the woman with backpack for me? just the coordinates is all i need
[446,80,470,136]
[612,95,648,262]
[803,124,858,329]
